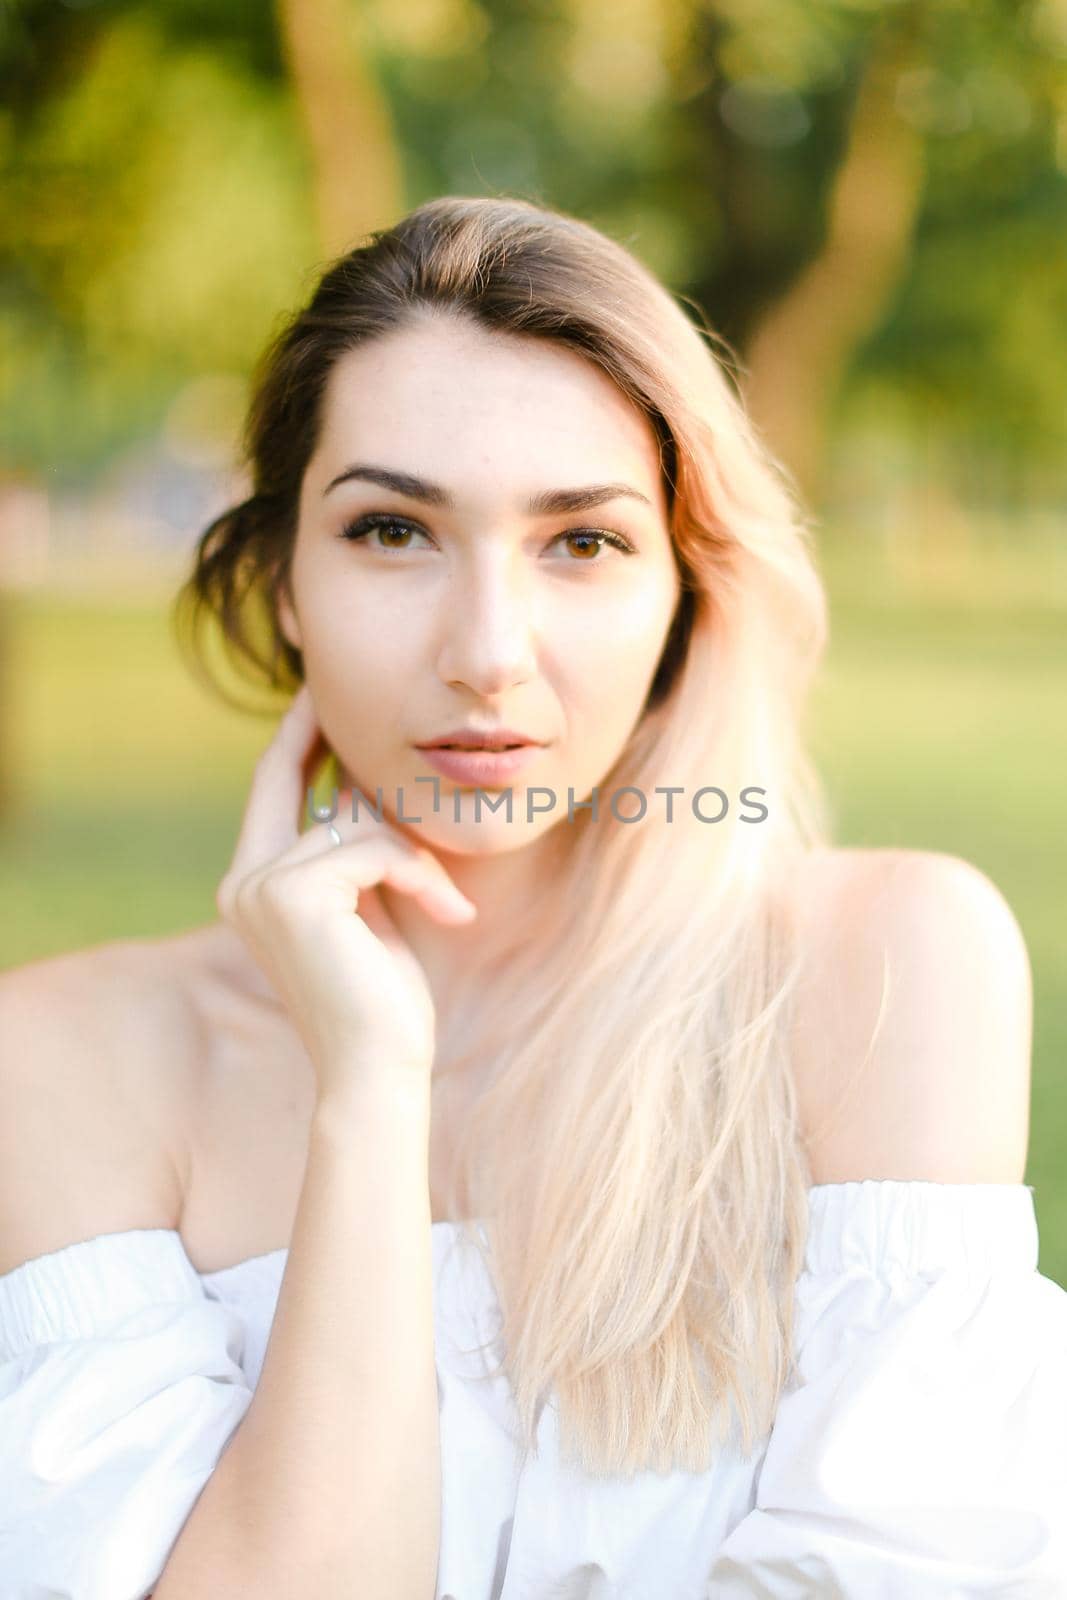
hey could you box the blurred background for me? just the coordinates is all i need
[1,0,1064,1276]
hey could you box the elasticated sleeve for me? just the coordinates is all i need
[704,1181,1067,1597]
[0,1228,255,1599]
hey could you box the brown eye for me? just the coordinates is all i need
[337,515,429,553]
[554,529,636,561]
[564,533,602,560]
[337,517,636,562]
[378,524,413,549]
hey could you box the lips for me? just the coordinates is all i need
[416,727,543,750]
[415,743,543,785]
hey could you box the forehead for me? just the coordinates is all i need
[310,313,667,505]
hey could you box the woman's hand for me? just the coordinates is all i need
[215,684,476,1099]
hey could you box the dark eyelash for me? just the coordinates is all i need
[336,514,636,558]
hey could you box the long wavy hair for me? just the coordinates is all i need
[174,193,836,1478]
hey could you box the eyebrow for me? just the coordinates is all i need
[322,463,654,515]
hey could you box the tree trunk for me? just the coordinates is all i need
[739,13,926,507]
[275,0,404,256]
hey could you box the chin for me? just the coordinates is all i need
[417,817,553,857]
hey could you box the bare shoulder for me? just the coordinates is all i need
[786,845,1032,1185]
[0,935,203,1277]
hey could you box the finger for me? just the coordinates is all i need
[289,784,397,863]
[350,883,407,947]
[229,685,327,878]
[307,784,394,840]
[270,830,478,924]
[278,794,398,869]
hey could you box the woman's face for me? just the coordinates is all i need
[278,312,682,856]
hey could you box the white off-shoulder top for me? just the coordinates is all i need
[1,1180,1065,1598]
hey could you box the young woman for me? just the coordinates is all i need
[1,195,1064,1600]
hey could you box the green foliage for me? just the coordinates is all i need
[2,8,316,474]
[1,0,1065,493]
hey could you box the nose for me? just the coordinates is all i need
[435,549,538,695]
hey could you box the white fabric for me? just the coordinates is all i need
[0,1181,1065,1598]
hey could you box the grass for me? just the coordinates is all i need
[1,538,1065,1282]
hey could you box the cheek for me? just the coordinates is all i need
[296,603,402,737]
[548,629,667,757]
[298,584,404,674]
[558,584,675,680]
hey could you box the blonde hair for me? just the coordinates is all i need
[175,194,833,1477]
